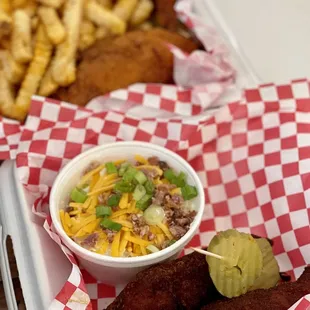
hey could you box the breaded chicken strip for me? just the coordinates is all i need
[153,0,179,31]
[203,266,310,310]
[54,28,198,106]
[106,252,221,310]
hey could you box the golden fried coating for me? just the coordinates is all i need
[54,28,199,106]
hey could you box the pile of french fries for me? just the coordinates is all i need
[0,0,154,121]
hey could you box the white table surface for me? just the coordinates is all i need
[207,0,310,84]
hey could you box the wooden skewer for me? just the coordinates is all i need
[191,247,224,260]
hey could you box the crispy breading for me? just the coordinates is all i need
[113,0,138,22]
[130,0,154,27]
[52,0,83,86]
[107,252,221,310]
[15,25,53,120]
[11,10,32,63]
[37,0,65,9]
[86,0,125,35]
[38,6,66,45]
[153,0,179,31]
[54,28,199,106]
[0,50,26,84]
[202,267,310,310]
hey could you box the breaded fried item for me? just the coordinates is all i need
[54,28,199,106]
[106,252,221,310]
[202,266,310,310]
[153,0,179,31]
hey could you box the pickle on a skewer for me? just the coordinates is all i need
[249,238,280,290]
[207,229,263,298]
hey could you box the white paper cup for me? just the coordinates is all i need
[50,141,205,285]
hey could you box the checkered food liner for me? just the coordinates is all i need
[1,0,309,309]
[15,79,310,310]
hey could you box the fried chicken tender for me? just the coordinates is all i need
[153,0,179,31]
[107,252,221,310]
[203,266,310,310]
[54,28,199,106]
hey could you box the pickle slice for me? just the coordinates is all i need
[207,229,263,298]
[249,238,280,290]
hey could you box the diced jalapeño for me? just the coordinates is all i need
[70,187,87,203]
[96,206,112,218]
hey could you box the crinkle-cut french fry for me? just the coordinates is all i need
[113,0,138,22]
[0,50,26,84]
[78,20,96,51]
[96,0,113,9]
[11,10,32,63]
[0,10,12,39]
[15,25,53,120]
[136,21,153,31]
[21,0,38,17]
[52,0,83,86]
[12,0,27,9]
[0,0,12,15]
[31,16,39,32]
[37,0,65,9]
[38,60,59,96]
[130,0,154,26]
[38,6,66,45]
[0,71,15,113]
[86,0,125,35]
[95,26,109,40]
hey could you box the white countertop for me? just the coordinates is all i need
[207,0,310,83]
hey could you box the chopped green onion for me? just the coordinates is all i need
[134,170,147,184]
[181,184,198,200]
[114,180,135,193]
[105,162,117,174]
[100,218,122,231]
[174,171,186,187]
[144,180,154,194]
[136,194,152,211]
[164,169,176,182]
[107,194,121,207]
[96,206,112,218]
[123,166,138,182]
[146,245,160,253]
[167,240,177,247]
[118,162,130,176]
[133,184,146,201]
[70,187,87,203]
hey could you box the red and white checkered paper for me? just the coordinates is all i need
[0,0,309,309]
[15,78,310,310]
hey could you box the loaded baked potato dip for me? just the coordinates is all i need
[59,155,198,257]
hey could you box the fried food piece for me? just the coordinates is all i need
[37,0,65,9]
[31,16,39,32]
[130,0,154,27]
[38,6,66,45]
[86,0,125,35]
[153,0,179,31]
[12,0,27,9]
[0,10,11,39]
[95,26,109,40]
[96,0,113,9]
[52,0,83,86]
[21,0,38,17]
[0,0,12,15]
[14,25,53,121]
[113,0,138,22]
[107,252,221,310]
[38,61,58,97]
[0,71,15,114]
[11,10,32,63]
[0,50,26,84]
[202,266,310,310]
[78,20,96,51]
[54,28,199,106]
